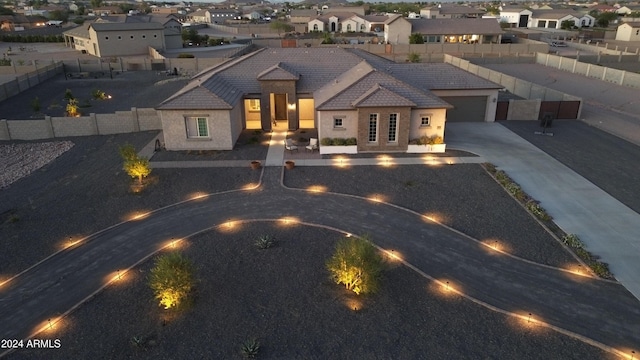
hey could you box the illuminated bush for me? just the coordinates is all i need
[119,144,152,185]
[149,252,195,310]
[326,235,384,295]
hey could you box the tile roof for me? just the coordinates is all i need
[437,6,485,15]
[409,18,503,35]
[158,47,499,111]
[257,62,300,81]
[351,84,417,107]
[90,21,165,31]
[531,9,584,19]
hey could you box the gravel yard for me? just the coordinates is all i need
[15,222,606,360]
[0,134,612,359]
[0,141,74,189]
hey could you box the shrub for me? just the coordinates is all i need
[326,235,384,295]
[345,137,357,145]
[31,97,40,112]
[562,234,583,249]
[320,137,333,146]
[66,98,80,117]
[255,234,275,249]
[64,88,74,100]
[149,252,195,310]
[177,53,194,58]
[240,338,260,358]
[92,89,107,100]
[525,200,552,221]
[333,137,347,146]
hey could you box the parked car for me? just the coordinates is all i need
[550,41,568,47]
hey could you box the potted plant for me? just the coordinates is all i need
[285,160,295,170]
[250,160,261,170]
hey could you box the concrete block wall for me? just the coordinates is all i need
[0,108,161,141]
[536,52,640,88]
[506,99,540,120]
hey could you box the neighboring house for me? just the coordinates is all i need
[530,10,594,29]
[408,18,503,44]
[243,11,262,20]
[309,12,387,33]
[92,6,123,15]
[588,4,617,13]
[156,47,501,151]
[187,9,210,23]
[499,6,533,28]
[152,7,179,14]
[384,15,411,44]
[210,9,240,22]
[0,14,34,31]
[63,21,166,57]
[321,6,365,16]
[289,9,318,23]
[615,22,640,41]
[420,5,485,19]
[616,5,640,15]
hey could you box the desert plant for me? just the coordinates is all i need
[92,89,107,100]
[31,96,40,112]
[240,338,260,358]
[66,98,80,117]
[255,234,275,249]
[149,252,195,310]
[119,144,152,184]
[326,235,384,295]
[407,52,421,63]
[562,234,583,249]
[130,336,146,350]
[64,88,74,100]
[526,200,552,221]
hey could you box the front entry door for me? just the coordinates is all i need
[274,94,287,121]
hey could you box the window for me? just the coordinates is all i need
[388,113,398,142]
[154,34,158,38]
[105,36,109,40]
[360,24,365,31]
[420,115,431,127]
[130,35,134,39]
[117,35,122,40]
[248,99,260,112]
[185,117,209,138]
[313,24,318,31]
[347,24,352,31]
[333,117,344,128]
[142,35,146,39]
[368,114,378,143]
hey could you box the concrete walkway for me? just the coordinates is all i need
[446,122,640,301]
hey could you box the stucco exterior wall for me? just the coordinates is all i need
[356,107,411,152]
[616,24,640,41]
[93,28,165,57]
[317,110,358,140]
[160,110,234,150]
[430,89,498,122]
[385,17,412,45]
[408,108,446,140]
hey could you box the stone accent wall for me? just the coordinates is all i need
[356,107,411,152]
[259,80,298,131]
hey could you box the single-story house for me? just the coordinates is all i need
[156,47,501,152]
[420,5,486,19]
[615,22,640,41]
[616,5,640,15]
[289,9,318,23]
[408,18,503,44]
[530,10,594,29]
[308,12,388,33]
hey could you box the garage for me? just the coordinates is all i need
[441,96,488,122]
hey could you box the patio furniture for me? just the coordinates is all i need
[285,138,298,152]
[306,138,318,152]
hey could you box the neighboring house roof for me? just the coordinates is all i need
[158,48,499,111]
[189,9,209,17]
[435,6,485,15]
[363,14,388,22]
[90,22,165,31]
[63,24,90,38]
[531,10,584,20]
[620,22,640,28]
[410,18,503,35]
[210,9,238,14]
[291,9,317,16]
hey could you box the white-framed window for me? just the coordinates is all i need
[346,24,352,31]
[313,24,318,31]
[333,117,344,128]
[368,113,378,143]
[360,24,365,31]
[248,99,260,112]
[185,117,209,138]
[420,114,431,127]
[388,113,398,142]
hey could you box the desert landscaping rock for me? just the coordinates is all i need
[0,141,73,189]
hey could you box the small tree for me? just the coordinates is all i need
[270,20,293,36]
[119,143,152,184]
[66,98,80,117]
[326,235,384,295]
[408,33,424,44]
[149,252,195,310]
[407,52,421,63]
